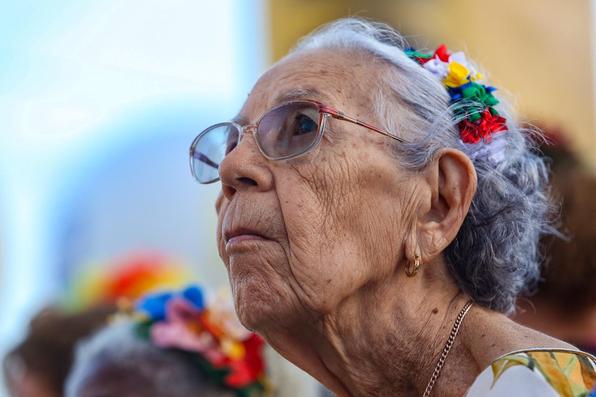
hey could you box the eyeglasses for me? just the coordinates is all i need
[189,100,404,184]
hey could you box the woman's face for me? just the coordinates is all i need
[216,49,423,330]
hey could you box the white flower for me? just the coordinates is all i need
[423,58,449,79]
[449,51,468,66]
[467,131,508,163]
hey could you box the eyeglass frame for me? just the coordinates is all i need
[189,99,405,183]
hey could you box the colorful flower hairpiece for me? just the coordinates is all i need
[130,285,268,397]
[65,253,194,311]
[405,44,508,145]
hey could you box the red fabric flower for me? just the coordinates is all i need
[225,360,256,387]
[413,44,450,65]
[224,334,265,387]
[434,44,450,62]
[459,109,507,144]
[242,334,265,377]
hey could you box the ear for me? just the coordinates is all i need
[416,149,477,261]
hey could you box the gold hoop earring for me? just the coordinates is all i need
[405,255,421,277]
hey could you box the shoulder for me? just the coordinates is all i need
[466,349,596,397]
[464,307,574,370]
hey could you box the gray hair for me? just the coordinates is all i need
[66,321,233,397]
[292,18,554,313]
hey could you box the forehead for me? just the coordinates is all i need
[239,48,382,121]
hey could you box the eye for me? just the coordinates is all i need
[225,140,237,155]
[293,113,318,136]
[225,126,239,154]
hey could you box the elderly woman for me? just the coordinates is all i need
[189,19,596,396]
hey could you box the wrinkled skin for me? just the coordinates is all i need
[214,48,570,397]
[217,49,416,332]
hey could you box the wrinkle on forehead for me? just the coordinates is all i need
[232,86,333,126]
[239,48,382,122]
[273,87,331,105]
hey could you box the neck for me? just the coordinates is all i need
[301,260,478,397]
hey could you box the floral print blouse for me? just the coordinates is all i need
[466,349,596,396]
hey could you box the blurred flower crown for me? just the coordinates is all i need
[121,285,268,397]
[65,253,195,311]
[406,44,509,159]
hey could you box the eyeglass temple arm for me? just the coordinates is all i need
[321,106,405,143]
[195,151,219,170]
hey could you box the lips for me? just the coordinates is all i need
[224,227,269,245]
[220,198,279,251]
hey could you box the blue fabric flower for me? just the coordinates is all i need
[136,285,205,321]
[182,285,205,310]
[137,291,174,321]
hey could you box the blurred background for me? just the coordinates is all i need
[1,0,595,396]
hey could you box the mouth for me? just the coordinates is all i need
[224,227,269,248]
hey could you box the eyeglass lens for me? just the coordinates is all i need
[190,101,321,183]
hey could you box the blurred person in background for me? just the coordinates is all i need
[3,305,116,397]
[515,140,596,355]
[3,254,195,397]
[66,285,267,397]
[190,18,596,396]
[65,321,237,397]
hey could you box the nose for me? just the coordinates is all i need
[219,130,274,200]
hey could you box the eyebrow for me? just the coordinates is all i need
[273,87,330,104]
[231,114,250,125]
[231,87,332,125]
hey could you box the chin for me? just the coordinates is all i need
[230,270,296,332]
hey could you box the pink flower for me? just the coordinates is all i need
[150,297,227,366]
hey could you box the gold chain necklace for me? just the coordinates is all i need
[422,300,474,397]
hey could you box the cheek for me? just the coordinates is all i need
[276,148,412,310]
[275,174,372,312]
[215,194,310,329]
[216,200,228,269]
[280,202,380,312]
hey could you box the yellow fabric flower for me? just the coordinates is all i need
[443,61,483,88]
[222,338,246,360]
[443,61,470,87]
